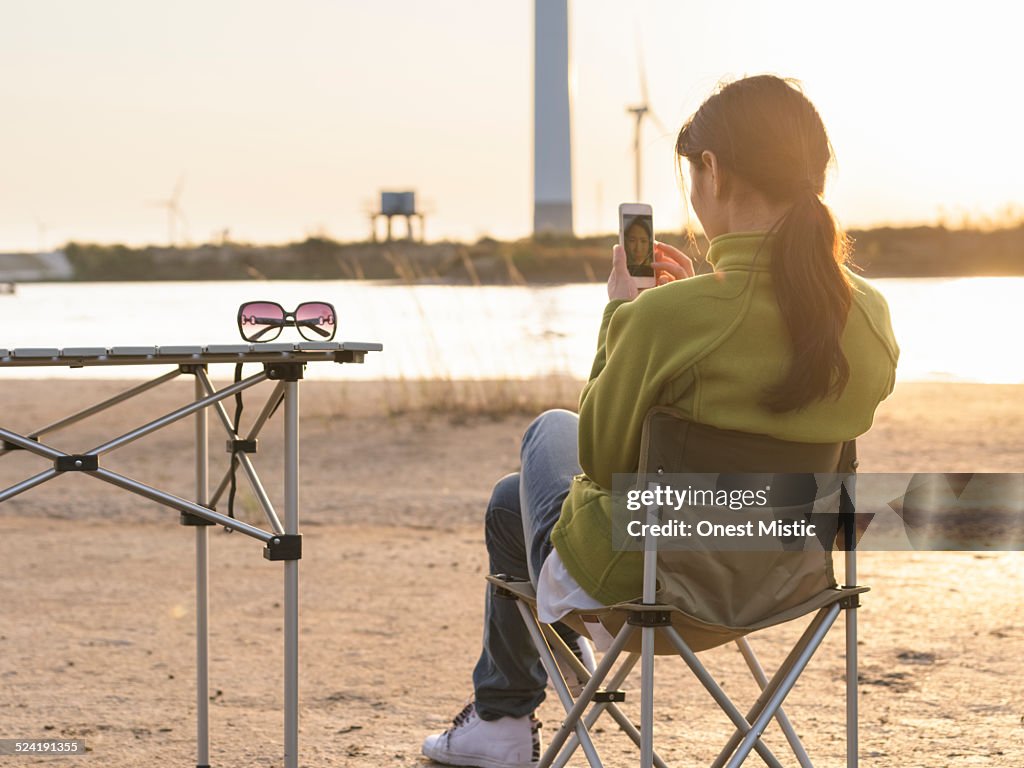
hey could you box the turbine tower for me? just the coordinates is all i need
[533,0,573,235]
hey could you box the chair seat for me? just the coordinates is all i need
[486,575,868,654]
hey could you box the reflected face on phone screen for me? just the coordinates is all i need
[624,215,653,267]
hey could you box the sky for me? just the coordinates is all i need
[1,0,1022,250]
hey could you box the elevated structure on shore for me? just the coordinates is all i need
[369,190,426,242]
[533,0,574,235]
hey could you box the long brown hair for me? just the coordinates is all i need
[676,75,853,413]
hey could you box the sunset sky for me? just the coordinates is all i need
[2,0,1022,250]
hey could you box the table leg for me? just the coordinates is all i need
[283,380,299,768]
[195,376,211,768]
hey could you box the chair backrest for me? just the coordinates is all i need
[637,407,857,632]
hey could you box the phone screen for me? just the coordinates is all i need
[622,213,654,277]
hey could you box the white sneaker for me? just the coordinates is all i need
[554,635,597,697]
[422,701,541,768]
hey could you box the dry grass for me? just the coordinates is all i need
[314,376,583,423]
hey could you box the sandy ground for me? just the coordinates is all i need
[1,377,1022,767]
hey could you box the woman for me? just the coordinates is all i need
[423,74,899,768]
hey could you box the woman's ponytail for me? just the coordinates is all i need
[761,192,853,412]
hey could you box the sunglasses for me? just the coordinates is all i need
[237,301,337,342]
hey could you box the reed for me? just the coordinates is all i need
[315,377,583,422]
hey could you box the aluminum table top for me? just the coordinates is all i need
[0,341,383,368]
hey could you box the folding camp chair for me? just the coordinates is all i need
[489,406,865,767]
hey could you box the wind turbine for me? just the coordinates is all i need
[626,43,668,202]
[33,214,50,254]
[150,175,188,246]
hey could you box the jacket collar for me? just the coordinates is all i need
[706,231,773,273]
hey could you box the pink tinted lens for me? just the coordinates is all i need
[295,302,336,341]
[239,301,285,342]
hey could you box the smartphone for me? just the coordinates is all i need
[619,203,655,289]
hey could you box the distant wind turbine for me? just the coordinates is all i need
[33,214,50,254]
[626,40,669,202]
[149,175,188,246]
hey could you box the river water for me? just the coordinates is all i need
[0,277,1020,383]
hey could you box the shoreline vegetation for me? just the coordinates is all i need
[37,222,1024,283]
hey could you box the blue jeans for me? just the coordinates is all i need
[472,409,583,720]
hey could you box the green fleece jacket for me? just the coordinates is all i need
[550,231,900,605]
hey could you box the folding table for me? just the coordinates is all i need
[0,341,382,768]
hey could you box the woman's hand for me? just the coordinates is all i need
[608,240,696,301]
[607,244,639,301]
[653,241,695,285]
